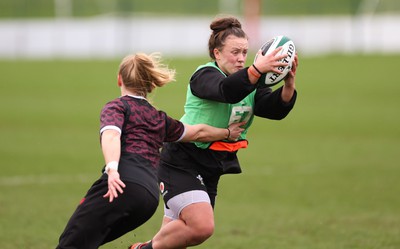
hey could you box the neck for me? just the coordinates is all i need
[121,87,146,98]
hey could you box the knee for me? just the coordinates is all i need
[180,202,215,246]
[189,221,214,245]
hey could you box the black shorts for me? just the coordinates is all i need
[158,161,221,208]
[57,177,158,249]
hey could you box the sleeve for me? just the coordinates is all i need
[253,85,297,120]
[100,99,125,134]
[163,113,186,142]
[190,67,256,103]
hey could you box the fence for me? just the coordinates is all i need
[1,14,399,59]
[1,0,399,58]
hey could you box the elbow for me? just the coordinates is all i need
[271,115,287,120]
[192,129,207,142]
[192,125,215,142]
[183,124,205,142]
[254,110,289,120]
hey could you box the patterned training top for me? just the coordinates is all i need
[100,95,185,199]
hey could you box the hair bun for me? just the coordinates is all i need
[210,16,242,34]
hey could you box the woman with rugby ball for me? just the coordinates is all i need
[130,15,299,249]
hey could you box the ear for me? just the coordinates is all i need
[213,48,220,60]
[117,74,122,87]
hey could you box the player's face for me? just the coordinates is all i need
[214,35,248,76]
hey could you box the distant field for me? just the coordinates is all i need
[1,0,396,18]
[0,54,399,249]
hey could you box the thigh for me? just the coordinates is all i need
[57,178,112,249]
[102,182,159,244]
[164,190,210,220]
[58,179,158,248]
[180,202,214,229]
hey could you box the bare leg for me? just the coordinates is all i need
[152,202,214,249]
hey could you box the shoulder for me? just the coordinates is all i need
[101,97,128,115]
[102,97,123,109]
[193,62,224,75]
[191,65,225,85]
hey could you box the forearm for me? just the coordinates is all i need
[281,83,296,103]
[181,124,228,142]
[281,52,298,103]
[101,129,125,202]
[254,86,297,119]
[101,130,121,165]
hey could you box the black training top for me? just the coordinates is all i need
[160,65,297,176]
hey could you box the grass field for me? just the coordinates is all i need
[0,54,399,249]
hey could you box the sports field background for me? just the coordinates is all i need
[3,0,398,18]
[1,0,400,248]
[0,54,399,249]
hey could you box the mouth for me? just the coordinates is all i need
[236,65,244,70]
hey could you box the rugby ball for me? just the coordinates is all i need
[254,35,296,87]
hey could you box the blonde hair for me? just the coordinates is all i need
[118,52,176,97]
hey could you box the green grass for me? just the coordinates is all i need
[0,54,399,249]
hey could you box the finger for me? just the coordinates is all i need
[275,53,288,61]
[292,62,297,73]
[111,185,118,198]
[104,190,114,202]
[231,123,241,128]
[271,63,289,71]
[271,67,285,74]
[115,183,124,194]
[292,54,299,68]
[110,185,119,201]
[117,179,126,188]
[270,46,283,56]
[107,182,117,198]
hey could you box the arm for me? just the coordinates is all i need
[254,86,297,120]
[281,53,298,103]
[190,67,256,103]
[253,53,299,119]
[101,129,126,202]
[180,122,245,143]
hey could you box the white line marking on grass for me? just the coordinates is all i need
[0,174,96,186]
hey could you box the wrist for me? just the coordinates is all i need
[248,66,261,78]
[252,64,263,75]
[105,161,118,174]
[283,81,296,91]
[226,128,231,140]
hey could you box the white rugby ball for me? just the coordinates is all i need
[254,35,296,87]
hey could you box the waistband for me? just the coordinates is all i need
[208,140,248,152]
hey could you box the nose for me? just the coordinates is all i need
[237,54,245,63]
